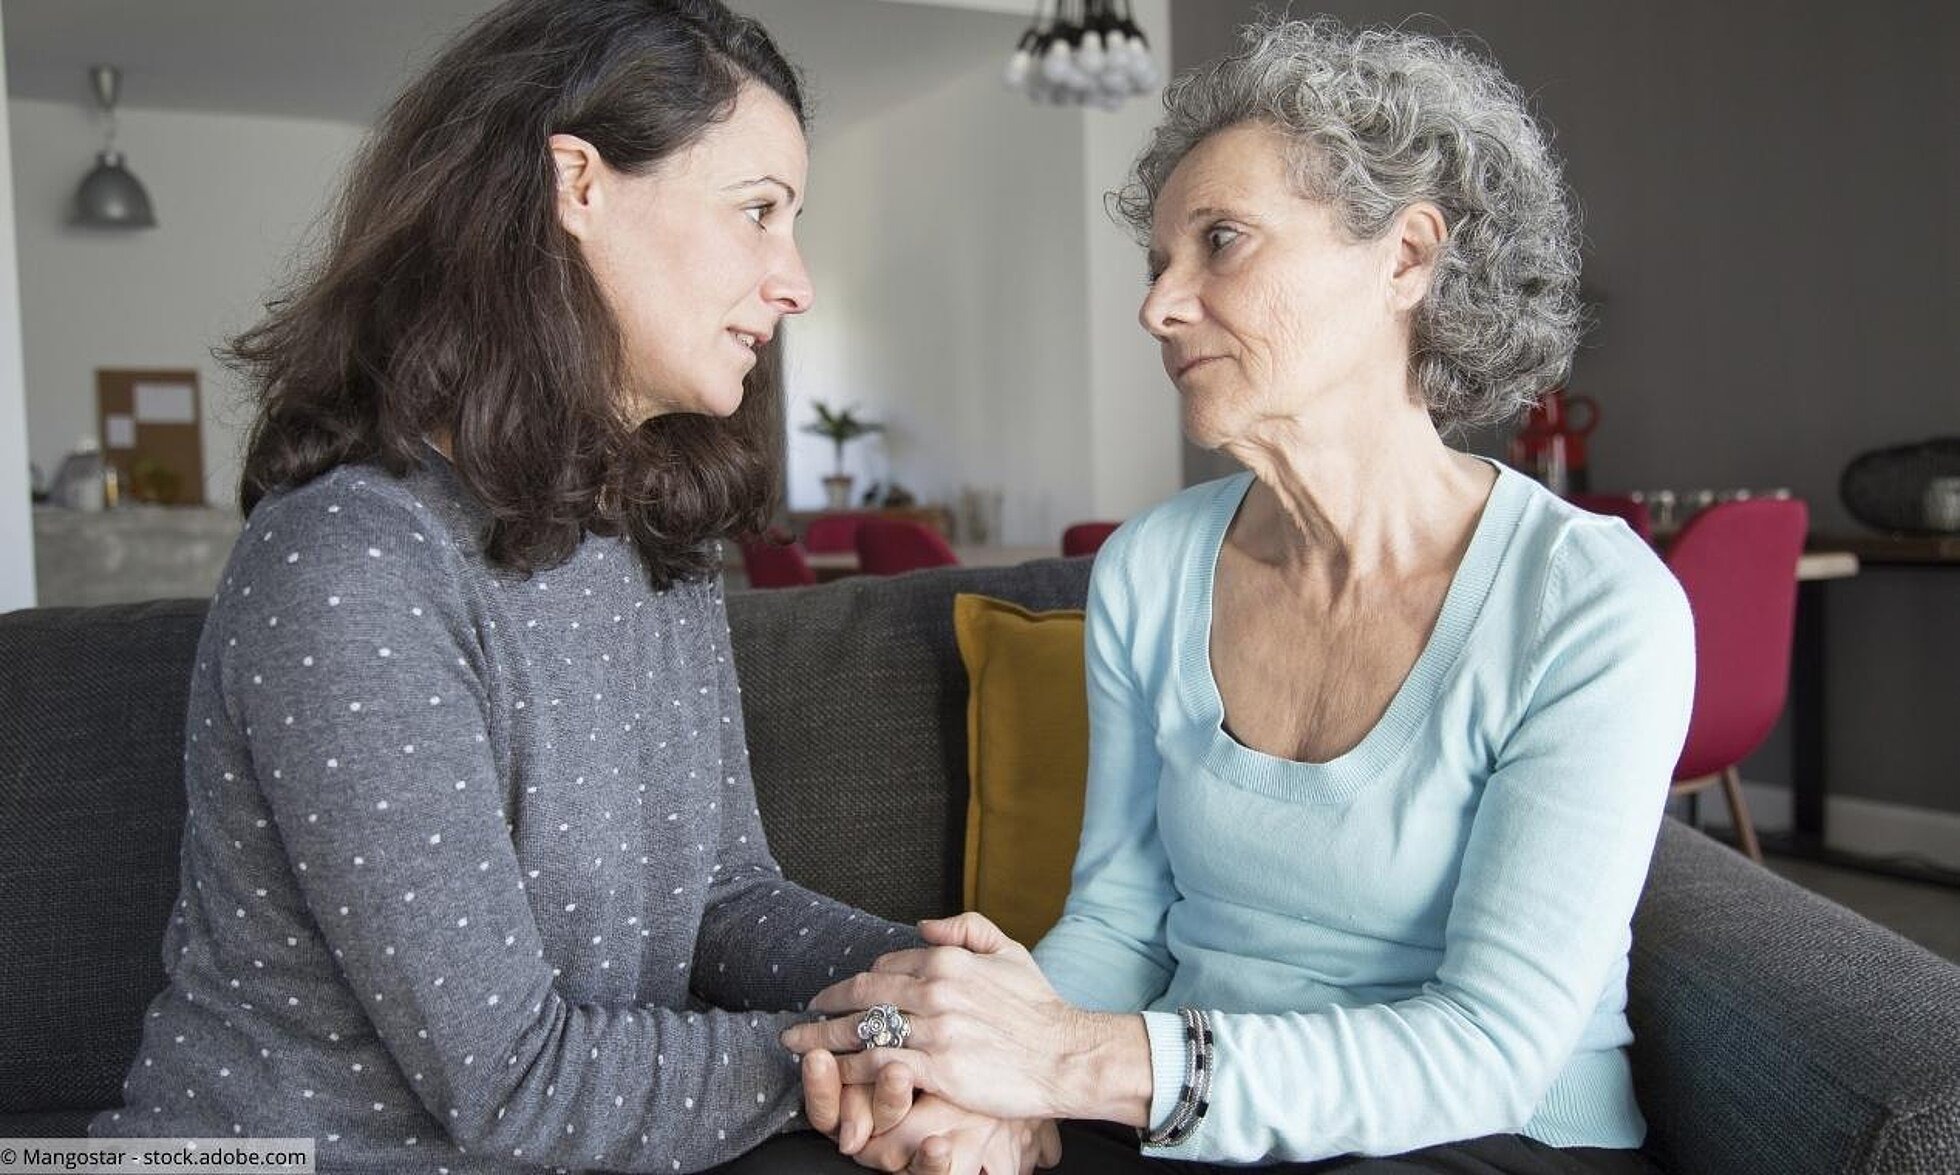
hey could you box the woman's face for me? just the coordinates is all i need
[1139,122,1411,451]
[555,85,813,423]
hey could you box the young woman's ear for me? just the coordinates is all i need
[547,133,606,241]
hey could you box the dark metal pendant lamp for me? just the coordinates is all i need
[73,65,157,229]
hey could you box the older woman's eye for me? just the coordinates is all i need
[1205,225,1242,252]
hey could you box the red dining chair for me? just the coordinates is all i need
[1567,493,1654,544]
[1062,521,1121,558]
[737,534,817,589]
[855,519,959,575]
[803,512,877,554]
[1664,498,1810,862]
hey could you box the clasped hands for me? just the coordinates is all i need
[779,912,1084,1174]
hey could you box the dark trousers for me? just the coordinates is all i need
[712,1123,1662,1174]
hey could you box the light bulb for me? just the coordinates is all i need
[1076,30,1105,72]
[1042,41,1073,84]
[1003,49,1032,89]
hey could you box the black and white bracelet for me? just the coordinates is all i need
[1138,1007,1214,1148]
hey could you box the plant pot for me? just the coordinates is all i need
[821,474,855,511]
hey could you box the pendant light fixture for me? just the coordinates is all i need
[73,65,157,229]
[1003,0,1161,110]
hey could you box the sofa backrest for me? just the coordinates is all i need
[0,558,1094,1123]
[727,557,1094,924]
[0,599,207,1124]
[8,559,1960,1174]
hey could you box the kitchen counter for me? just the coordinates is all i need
[32,504,242,606]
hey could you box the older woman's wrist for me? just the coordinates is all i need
[1054,1010,1155,1126]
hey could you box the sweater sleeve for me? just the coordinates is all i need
[1158,531,1695,1162]
[688,588,923,1013]
[1032,525,1179,1013]
[222,492,822,1173]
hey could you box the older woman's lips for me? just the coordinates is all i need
[1174,356,1220,380]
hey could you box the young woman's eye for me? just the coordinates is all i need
[1205,225,1242,253]
[743,203,773,226]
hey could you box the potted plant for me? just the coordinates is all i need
[802,401,884,509]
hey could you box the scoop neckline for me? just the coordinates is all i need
[1175,461,1525,804]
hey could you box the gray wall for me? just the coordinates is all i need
[1169,0,1959,816]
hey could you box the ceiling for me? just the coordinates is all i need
[1,0,1026,132]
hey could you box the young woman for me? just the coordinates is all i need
[89,2,1048,1171]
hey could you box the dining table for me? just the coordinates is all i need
[1788,546,1860,854]
[1787,532,1956,872]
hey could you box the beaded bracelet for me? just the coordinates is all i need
[1138,1007,1214,1148]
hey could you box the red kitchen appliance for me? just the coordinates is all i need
[1510,388,1599,493]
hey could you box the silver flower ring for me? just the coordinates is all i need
[855,1003,911,1051]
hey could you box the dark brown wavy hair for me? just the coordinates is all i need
[232,0,803,589]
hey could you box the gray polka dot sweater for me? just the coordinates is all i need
[91,455,918,1173]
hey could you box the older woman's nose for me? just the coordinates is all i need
[1139,272,1195,339]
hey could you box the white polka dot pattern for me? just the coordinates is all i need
[90,458,920,1173]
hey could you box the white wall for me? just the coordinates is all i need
[785,9,1178,542]
[1083,0,1180,521]
[0,9,34,609]
[9,6,1182,556]
[9,99,365,510]
[788,63,1096,543]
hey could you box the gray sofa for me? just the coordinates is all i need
[3,557,1957,1172]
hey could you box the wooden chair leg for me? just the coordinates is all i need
[1720,766,1763,862]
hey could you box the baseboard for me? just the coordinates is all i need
[1681,780,1960,872]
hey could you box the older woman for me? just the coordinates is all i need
[786,17,1690,1173]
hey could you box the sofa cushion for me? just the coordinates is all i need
[952,593,1089,946]
[726,558,1093,927]
[0,600,207,1121]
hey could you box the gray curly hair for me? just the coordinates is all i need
[1115,17,1582,431]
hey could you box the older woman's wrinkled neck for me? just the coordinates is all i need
[1222,389,1492,582]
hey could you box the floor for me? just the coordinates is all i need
[1762,851,1960,963]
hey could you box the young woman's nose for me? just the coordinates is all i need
[765,242,814,316]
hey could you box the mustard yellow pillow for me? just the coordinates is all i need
[953,593,1091,947]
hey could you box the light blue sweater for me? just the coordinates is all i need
[1032,466,1695,1163]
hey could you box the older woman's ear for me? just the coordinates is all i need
[1387,201,1449,311]
[547,133,606,242]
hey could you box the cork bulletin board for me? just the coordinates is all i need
[96,368,205,505]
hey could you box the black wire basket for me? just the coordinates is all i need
[1839,437,1960,532]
